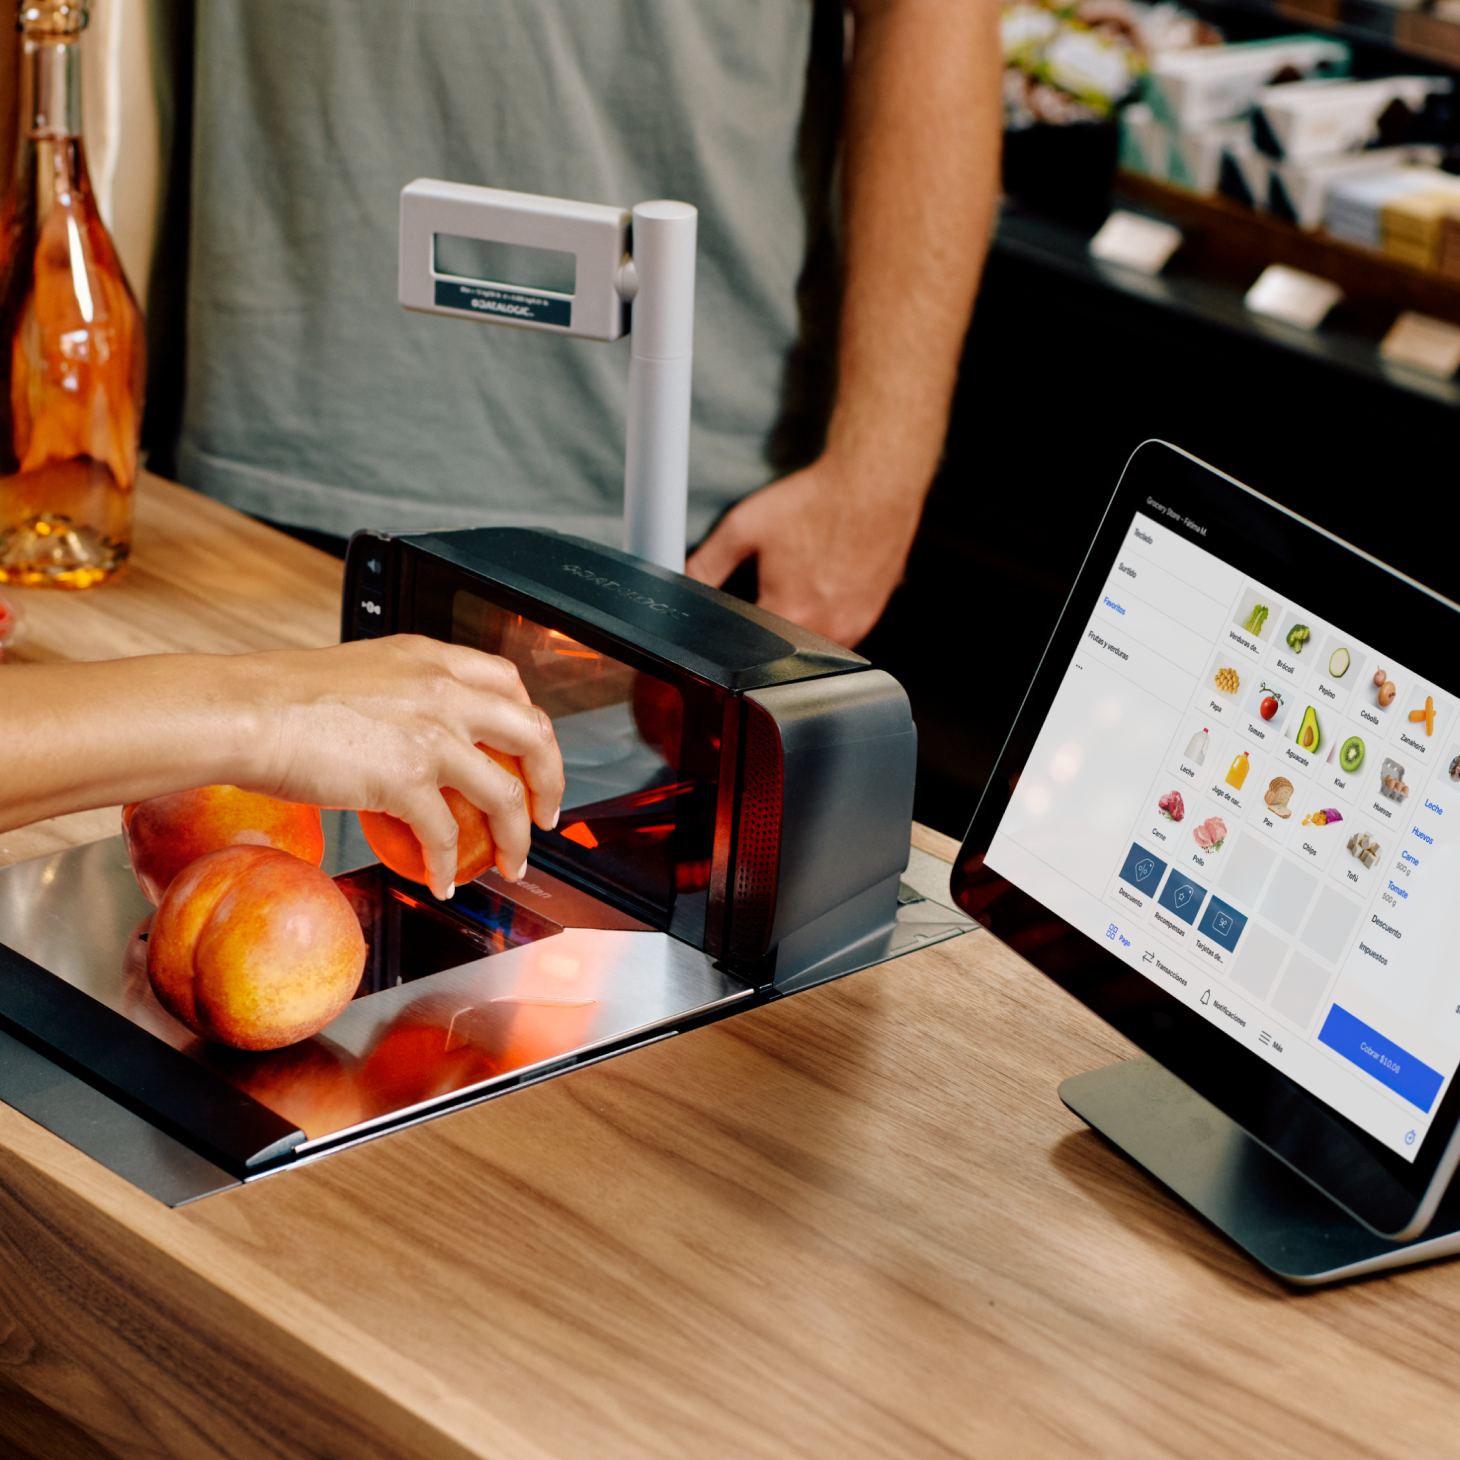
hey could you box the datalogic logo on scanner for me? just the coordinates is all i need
[433,278,572,328]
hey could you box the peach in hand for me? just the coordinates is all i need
[123,785,325,905]
[358,743,523,888]
[148,844,365,1051]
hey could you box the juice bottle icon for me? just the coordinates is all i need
[1226,751,1250,790]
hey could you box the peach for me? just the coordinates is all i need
[148,844,365,1051]
[123,785,325,905]
[358,743,524,888]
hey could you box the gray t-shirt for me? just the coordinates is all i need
[178,0,839,548]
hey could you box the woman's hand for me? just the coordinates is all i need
[0,636,565,902]
[236,636,565,899]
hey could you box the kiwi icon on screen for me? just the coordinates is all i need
[1339,736,1365,774]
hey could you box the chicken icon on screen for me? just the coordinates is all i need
[1173,883,1194,909]
[1135,858,1156,883]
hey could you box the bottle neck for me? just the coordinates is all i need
[20,31,84,140]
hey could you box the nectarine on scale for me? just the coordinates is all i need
[148,844,366,1051]
[123,785,325,904]
[358,743,524,887]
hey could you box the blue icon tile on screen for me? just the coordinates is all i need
[1118,843,1167,895]
[1158,871,1207,926]
[1197,896,1247,952]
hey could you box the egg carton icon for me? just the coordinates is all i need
[1379,756,1408,803]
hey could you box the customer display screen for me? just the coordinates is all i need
[983,507,1460,1164]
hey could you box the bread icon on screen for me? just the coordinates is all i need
[1264,776,1294,819]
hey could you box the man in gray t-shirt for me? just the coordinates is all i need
[180,0,998,646]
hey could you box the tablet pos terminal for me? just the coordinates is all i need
[952,441,1460,1284]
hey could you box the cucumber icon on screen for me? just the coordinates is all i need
[1329,647,1351,678]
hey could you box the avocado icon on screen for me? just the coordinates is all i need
[1339,735,1365,774]
[1295,705,1321,755]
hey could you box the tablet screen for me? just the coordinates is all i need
[982,498,1460,1167]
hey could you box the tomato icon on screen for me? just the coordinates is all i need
[1261,695,1279,721]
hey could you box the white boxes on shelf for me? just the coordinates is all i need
[1147,37,1350,131]
[1252,77,1450,164]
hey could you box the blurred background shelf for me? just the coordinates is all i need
[1207,0,1460,70]
[1119,169,1460,335]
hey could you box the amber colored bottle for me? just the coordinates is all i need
[0,0,145,588]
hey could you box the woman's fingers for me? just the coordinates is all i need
[460,698,565,834]
[397,782,464,902]
[439,741,535,880]
[431,640,535,707]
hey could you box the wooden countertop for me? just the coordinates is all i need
[5,475,1460,1460]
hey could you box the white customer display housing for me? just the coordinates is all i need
[399,180,696,572]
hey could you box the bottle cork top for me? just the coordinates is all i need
[17,2,89,36]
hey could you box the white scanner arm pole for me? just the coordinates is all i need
[398,181,697,574]
[622,201,696,573]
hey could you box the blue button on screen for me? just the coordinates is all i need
[1197,895,1247,953]
[1118,843,1167,896]
[1318,1005,1444,1113]
[1157,871,1207,926]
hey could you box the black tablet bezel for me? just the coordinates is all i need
[951,441,1460,1238]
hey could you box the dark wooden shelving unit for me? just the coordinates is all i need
[1219,0,1460,70]
[1119,170,1460,339]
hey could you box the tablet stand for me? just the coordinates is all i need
[1061,1056,1460,1285]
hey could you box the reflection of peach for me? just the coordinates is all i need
[632,672,682,769]
[202,1040,367,1140]
[358,1009,503,1117]
[148,845,365,1051]
[358,744,523,887]
[122,785,324,905]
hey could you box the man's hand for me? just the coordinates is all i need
[686,453,923,647]
[688,0,1000,649]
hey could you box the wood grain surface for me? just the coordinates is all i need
[6,478,1460,1458]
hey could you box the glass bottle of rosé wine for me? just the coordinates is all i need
[0,0,145,588]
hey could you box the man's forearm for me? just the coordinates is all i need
[831,0,1002,491]
[682,0,1002,644]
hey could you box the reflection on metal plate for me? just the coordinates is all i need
[0,816,968,1200]
[0,822,752,1158]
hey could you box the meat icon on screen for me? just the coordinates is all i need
[1192,816,1227,853]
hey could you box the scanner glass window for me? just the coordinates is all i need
[432,234,577,296]
[448,589,719,931]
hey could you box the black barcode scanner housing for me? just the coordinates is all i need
[342,527,916,989]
